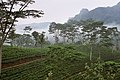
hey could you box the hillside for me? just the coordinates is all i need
[70,2,120,25]
[1,45,120,80]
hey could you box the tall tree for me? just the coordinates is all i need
[38,31,45,48]
[59,23,78,43]
[80,20,105,61]
[99,27,111,46]
[66,25,78,43]
[32,31,39,47]
[0,0,44,73]
[49,22,61,43]
[32,31,45,47]
[110,27,120,51]
[59,24,67,43]
[13,34,34,47]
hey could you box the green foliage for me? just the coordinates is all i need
[1,45,88,80]
[2,46,48,63]
[0,0,44,45]
[48,45,85,61]
[12,34,35,47]
[79,59,120,80]
[49,22,61,43]
[32,31,46,47]
[1,44,120,80]
[45,71,53,80]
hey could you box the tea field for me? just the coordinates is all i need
[1,45,120,80]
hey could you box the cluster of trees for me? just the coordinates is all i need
[49,20,120,48]
[7,26,48,48]
[49,22,78,43]
[32,31,47,47]
[49,19,120,60]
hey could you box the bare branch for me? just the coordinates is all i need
[19,0,31,11]
[3,0,16,36]
[3,17,16,42]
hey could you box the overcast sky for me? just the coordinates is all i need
[17,0,120,24]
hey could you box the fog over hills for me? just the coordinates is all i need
[69,2,120,26]
[16,22,55,42]
[15,2,120,42]
[16,22,50,34]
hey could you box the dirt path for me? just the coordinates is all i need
[2,56,46,69]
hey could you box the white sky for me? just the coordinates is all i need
[17,0,120,24]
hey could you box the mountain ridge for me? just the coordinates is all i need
[69,2,120,25]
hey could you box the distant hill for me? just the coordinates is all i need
[15,22,56,42]
[16,22,50,34]
[69,2,120,25]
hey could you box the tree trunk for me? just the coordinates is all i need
[63,37,66,43]
[10,41,13,47]
[40,43,43,48]
[112,46,114,53]
[35,42,37,47]
[0,46,2,74]
[90,47,92,61]
[71,38,74,43]
[98,47,101,59]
